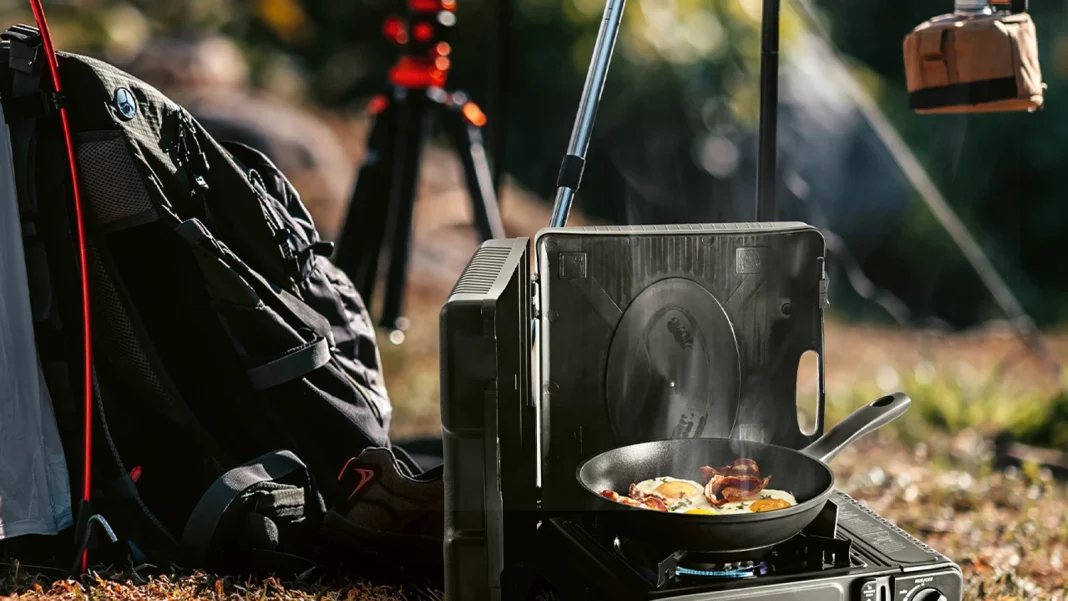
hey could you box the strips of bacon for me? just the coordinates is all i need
[703,473,773,506]
[628,483,668,503]
[599,489,669,512]
[600,458,776,511]
[699,458,760,482]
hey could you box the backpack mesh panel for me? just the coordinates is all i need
[76,136,156,226]
[85,240,166,401]
[77,138,184,422]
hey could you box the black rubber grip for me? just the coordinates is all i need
[556,154,585,190]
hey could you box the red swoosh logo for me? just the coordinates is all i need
[346,468,376,500]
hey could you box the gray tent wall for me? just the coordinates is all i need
[0,102,72,539]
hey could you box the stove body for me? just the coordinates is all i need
[440,224,961,601]
[541,490,962,601]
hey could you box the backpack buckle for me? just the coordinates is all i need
[0,24,57,122]
[2,24,44,74]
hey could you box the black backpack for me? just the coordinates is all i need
[1,25,394,572]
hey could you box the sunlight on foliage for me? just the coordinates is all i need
[256,0,312,43]
[814,360,1068,453]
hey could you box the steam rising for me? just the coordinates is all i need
[610,19,912,255]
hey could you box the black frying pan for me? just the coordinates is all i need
[576,393,910,555]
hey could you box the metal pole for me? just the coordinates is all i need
[549,0,627,228]
[755,0,781,221]
[490,0,513,198]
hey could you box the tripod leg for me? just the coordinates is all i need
[378,91,430,331]
[489,0,514,198]
[443,97,505,240]
[334,96,399,304]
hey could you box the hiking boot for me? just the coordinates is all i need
[319,446,444,581]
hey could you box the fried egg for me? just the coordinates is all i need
[711,489,798,514]
[622,477,798,514]
[632,477,714,512]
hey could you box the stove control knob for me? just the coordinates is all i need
[910,588,947,601]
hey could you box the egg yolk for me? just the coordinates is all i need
[685,507,718,515]
[654,481,699,499]
[750,498,791,513]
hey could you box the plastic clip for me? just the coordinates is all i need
[1,24,43,74]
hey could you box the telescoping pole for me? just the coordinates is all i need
[755,0,781,221]
[548,0,626,228]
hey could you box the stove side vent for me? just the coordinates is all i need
[441,237,535,601]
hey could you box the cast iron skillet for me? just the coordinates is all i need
[576,392,910,555]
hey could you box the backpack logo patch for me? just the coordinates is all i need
[114,88,137,120]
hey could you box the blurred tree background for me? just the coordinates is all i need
[1,0,1066,331]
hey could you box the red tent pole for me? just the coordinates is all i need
[26,0,93,572]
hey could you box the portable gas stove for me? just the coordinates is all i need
[439,226,963,601]
[539,490,961,600]
[438,0,962,598]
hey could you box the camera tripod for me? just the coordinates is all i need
[333,0,504,334]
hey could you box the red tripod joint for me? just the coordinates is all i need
[389,57,448,89]
[384,0,457,89]
[410,0,455,13]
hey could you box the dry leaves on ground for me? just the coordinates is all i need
[836,435,1068,601]
[5,436,1066,601]
[0,570,431,601]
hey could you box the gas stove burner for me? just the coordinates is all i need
[672,546,777,566]
[674,553,770,579]
[666,536,851,588]
[535,492,963,599]
[680,554,765,573]
[610,525,854,588]
[674,562,767,579]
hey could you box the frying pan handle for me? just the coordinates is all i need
[799,393,911,464]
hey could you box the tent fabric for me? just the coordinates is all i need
[0,104,73,540]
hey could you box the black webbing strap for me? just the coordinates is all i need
[246,336,331,390]
[909,77,1018,111]
[182,450,308,563]
[245,282,337,388]
[174,218,334,389]
[173,217,333,341]
[275,285,334,347]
